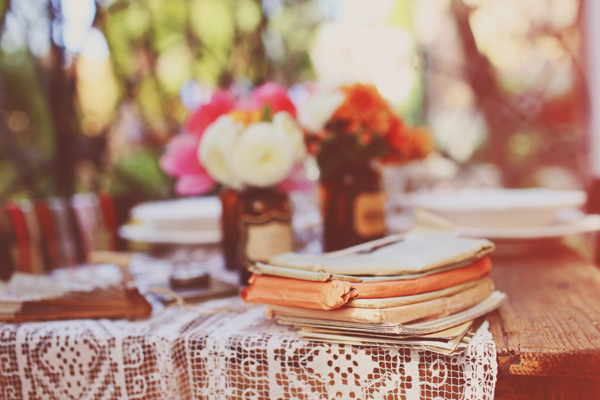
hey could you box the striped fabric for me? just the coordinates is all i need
[0,206,16,280]
[47,197,83,268]
[0,192,129,278]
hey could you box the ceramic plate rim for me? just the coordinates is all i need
[404,188,586,212]
[119,224,222,244]
[455,214,600,239]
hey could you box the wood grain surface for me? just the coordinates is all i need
[489,246,600,379]
[494,375,600,400]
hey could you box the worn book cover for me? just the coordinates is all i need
[243,257,492,309]
[275,291,506,336]
[269,229,494,276]
[265,279,494,324]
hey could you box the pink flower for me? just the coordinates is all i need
[161,82,300,196]
[160,134,215,195]
[175,174,215,196]
[160,134,202,177]
[185,89,236,138]
[237,83,296,117]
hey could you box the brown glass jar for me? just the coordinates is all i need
[319,162,386,252]
[219,188,240,271]
[220,186,294,285]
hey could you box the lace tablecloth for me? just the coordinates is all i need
[0,296,497,400]
[0,251,498,400]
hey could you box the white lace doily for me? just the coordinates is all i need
[0,294,497,399]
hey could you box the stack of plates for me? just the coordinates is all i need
[119,197,222,245]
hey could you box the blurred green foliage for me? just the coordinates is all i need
[0,0,324,202]
[0,0,583,200]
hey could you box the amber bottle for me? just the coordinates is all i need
[320,162,386,252]
[219,188,240,271]
[221,186,294,285]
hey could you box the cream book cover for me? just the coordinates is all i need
[266,279,494,324]
[268,214,494,276]
[275,291,506,336]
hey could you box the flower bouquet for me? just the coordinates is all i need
[160,83,306,283]
[299,83,433,251]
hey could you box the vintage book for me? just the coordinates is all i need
[299,320,474,340]
[269,229,494,276]
[298,319,475,352]
[243,257,492,309]
[275,291,507,336]
[250,258,475,283]
[0,264,152,322]
[349,256,491,298]
[241,275,358,310]
[265,279,494,324]
[345,277,492,308]
[295,318,485,355]
[300,324,478,355]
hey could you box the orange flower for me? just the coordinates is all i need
[382,116,410,163]
[382,119,434,164]
[331,84,394,135]
[316,83,433,166]
[229,109,263,126]
[409,126,435,159]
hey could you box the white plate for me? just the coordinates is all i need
[456,214,600,255]
[455,213,600,240]
[119,224,221,245]
[388,210,600,255]
[457,212,600,255]
[388,211,600,239]
[130,197,222,232]
[403,188,586,228]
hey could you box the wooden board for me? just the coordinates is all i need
[489,246,600,379]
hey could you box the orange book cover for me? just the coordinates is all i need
[242,256,492,309]
[241,275,358,310]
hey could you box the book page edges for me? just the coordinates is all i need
[265,279,493,324]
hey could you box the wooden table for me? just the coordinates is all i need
[489,245,600,399]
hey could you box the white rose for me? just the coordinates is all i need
[297,89,345,133]
[230,122,296,188]
[273,111,306,162]
[198,115,243,188]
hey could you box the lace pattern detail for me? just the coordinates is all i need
[0,297,497,399]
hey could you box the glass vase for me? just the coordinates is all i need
[220,186,294,285]
[319,162,386,252]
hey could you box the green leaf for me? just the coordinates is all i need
[261,104,273,122]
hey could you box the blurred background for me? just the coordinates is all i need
[0,0,590,203]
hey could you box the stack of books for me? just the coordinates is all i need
[242,220,506,354]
